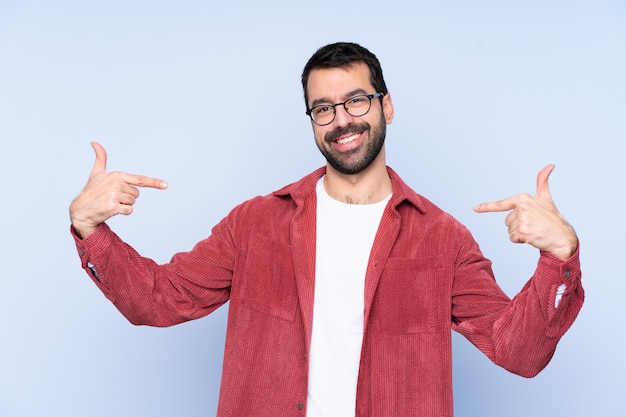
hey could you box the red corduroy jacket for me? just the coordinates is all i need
[72,167,584,417]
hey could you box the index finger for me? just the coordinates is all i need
[122,172,169,190]
[473,196,517,213]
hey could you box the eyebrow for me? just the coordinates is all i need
[310,88,369,108]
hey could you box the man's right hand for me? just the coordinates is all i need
[69,142,168,239]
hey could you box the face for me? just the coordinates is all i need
[306,63,394,175]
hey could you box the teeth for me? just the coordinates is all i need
[336,133,359,145]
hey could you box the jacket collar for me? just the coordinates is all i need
[272,166,428,214]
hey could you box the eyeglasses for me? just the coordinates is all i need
[306,92,384,126]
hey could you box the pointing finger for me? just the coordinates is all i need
[473,195,517,213]
[121,172,169,190]
[536,164,555,199]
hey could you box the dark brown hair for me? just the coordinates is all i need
[301,42,388,109]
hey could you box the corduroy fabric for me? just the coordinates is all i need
[72,166,584,417]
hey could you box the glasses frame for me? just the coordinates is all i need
[306,92,385,126]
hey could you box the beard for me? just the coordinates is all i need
[316,113,387,175]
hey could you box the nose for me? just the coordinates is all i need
[332,104,354,127]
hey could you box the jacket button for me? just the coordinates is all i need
[297,402,304,410]
[564,270,571,278]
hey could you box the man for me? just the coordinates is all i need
[70,42,583,417]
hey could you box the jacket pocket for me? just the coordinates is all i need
[374,256,448,334]
[235,235,298,321]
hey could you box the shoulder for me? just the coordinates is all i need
[225,167,325,220]
[271,167,326,201]
[387,167,470,234]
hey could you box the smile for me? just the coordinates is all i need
[335,133,361,145]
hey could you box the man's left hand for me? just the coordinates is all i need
[473,164,577,261]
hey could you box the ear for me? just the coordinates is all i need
[382,93,394,124]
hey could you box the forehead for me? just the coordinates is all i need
[307,62,373,104]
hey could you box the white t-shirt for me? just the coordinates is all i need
[307,178,390,417]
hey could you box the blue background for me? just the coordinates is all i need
[1,1,624,416]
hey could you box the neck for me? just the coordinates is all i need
[323,151,392,204]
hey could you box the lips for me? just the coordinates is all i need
[335,133,361,145]
[325,123,370,151]
[329,131,364,153]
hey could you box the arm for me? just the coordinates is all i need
[452,165,584,376]
[70,142,232,326]
[451,232,583,377]
[72,220,234,327]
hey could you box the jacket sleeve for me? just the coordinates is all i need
[71,205,243,327]
[450,225,584,377]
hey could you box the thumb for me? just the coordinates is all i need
[536,164,555,199]
[89,141,107,176]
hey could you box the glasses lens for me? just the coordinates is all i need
[345,95,372,117]
[311,105,334,125]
